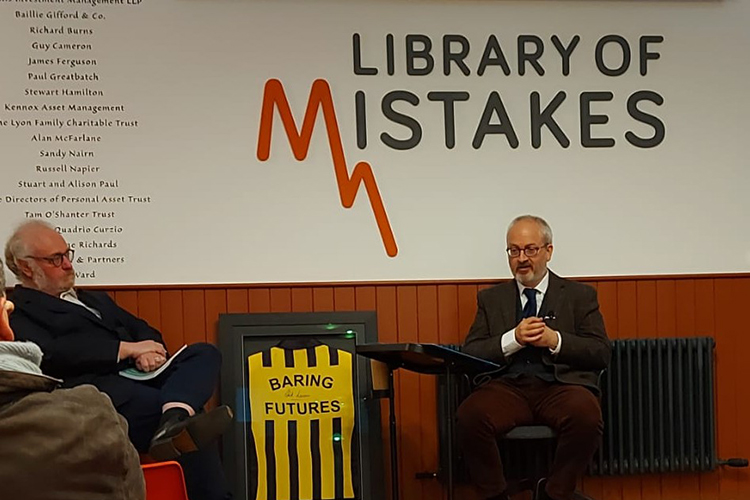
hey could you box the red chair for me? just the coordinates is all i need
[142,461,189,500]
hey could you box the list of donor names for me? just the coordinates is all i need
[0,0,149,282]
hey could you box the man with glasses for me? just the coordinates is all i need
[0,257,146,499]
[4,220,233,500]
[457,215,611,500]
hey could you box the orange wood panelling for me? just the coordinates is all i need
[103,275,750,500]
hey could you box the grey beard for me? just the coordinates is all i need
[29,262,74,296]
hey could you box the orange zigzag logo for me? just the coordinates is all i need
[256,79,398,257]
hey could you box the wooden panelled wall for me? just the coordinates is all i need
[104,274,750,500]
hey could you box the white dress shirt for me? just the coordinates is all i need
[500,271,562,356]
[59,289,102,319]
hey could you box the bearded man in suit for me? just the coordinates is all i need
[4,219,233,500]
[457,215,611,500]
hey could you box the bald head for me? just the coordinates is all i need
[4,220,75,296]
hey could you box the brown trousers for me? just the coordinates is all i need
[456,376,603,500]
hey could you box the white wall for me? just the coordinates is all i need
[1,0,748,285]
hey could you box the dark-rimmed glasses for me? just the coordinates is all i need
[26,248,75,267]
[506,246,547,258]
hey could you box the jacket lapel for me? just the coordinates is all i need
[539,271,564,318]
[76,290,118,330]
[495,280,519,330]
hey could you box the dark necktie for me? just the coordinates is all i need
[522,288,538,318]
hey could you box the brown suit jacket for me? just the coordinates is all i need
[463,271,611,392]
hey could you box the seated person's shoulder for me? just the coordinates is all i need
[0,384,144,500]
[79,289,113,302]
[61,383,116,407]
[16,383,118,420]
[70,387,136,440]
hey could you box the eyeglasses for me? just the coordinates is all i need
[26,248,75,267]
[506,246,547,258]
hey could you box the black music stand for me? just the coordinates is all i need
[356,343,499,500]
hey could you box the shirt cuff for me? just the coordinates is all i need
[501,328,524,356]
[549,331,562,355]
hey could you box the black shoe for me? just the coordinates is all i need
[149,405,233,461]
[534,478,552,500]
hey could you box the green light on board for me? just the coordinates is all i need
[344,329,356,339]
[333,433,342,442]
[325,323,337,330]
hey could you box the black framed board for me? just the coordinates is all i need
[219,311,384,500]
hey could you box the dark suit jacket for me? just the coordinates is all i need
[463,271,611,392]
[9,285,165,406]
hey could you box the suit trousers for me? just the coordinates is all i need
[456,375,603,500]
[117,342,230,500]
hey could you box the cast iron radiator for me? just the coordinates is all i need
[433,337,746,481]
[593,337,715,475]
